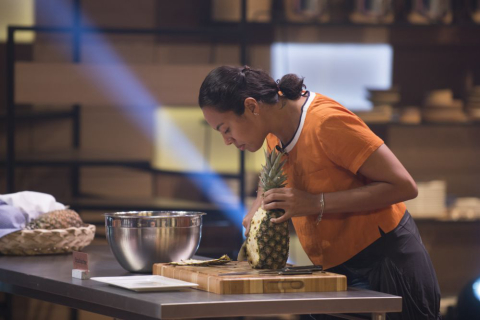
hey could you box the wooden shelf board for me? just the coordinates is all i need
[64,196,241,219]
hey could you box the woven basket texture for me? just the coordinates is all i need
[0,224,96,255]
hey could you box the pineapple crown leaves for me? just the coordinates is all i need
[259,148,287,192]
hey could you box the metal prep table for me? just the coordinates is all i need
[0,245,401,319]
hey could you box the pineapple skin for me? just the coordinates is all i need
[26,209,84,230]
[245,207,289,269]
[238,148,289,270]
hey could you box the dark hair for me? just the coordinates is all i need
[198,65,305,115]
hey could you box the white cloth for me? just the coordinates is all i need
[0,191,65,223]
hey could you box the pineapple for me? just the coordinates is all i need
[26,209,84,230]
[238,148,289,269]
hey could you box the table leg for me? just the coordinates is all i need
[371,313,386,320]
[326,314,369,320]
[70,308,78,320]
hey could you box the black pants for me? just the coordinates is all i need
[308,211,442,320]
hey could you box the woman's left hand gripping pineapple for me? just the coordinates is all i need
[262,188,324,224]
[243,184,323,232]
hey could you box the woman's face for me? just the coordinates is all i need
[202,106,266,152]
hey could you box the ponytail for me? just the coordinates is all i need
[277,74,305,100]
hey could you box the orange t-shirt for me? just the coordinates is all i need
[266,92,406,269]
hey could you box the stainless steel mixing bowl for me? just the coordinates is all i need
[104,211,206,273]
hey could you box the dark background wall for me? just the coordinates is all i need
[1,0,480,304]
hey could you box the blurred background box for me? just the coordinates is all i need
[466,86,480,122]
[355,105,393,123]
[408,0,453,24]
[425,89,454,108]
[405,180,447,219]
[283,0,330,23]
[350,0,394,24]
[449,197,480,220]
[423,89,468,123]
[211,0,272,23]
[368,87,401,106]
[469,0,480,23]
[400,106,422,124]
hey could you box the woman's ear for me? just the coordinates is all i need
[244,97,259,115]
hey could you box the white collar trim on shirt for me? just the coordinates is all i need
[281,91,316,153]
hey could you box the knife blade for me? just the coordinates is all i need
[283,265,323,271]
[217,264,323,276]
[217,271,260,276]
[280,265,323,271]
[259,270,313,275]
[218,270,315,276]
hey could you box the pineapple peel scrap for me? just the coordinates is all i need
[167,254,232,266]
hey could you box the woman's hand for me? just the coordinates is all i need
[262,188,321,224]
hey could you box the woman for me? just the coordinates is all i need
[198,65,441,320]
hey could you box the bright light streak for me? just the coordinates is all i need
[473,278,480,301]
[41,0,244,228]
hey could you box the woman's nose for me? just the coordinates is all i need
[223,136,234,145]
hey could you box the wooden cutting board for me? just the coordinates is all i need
[153,261,347,294]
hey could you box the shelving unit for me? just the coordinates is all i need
[367,122,480,143]
[3,0,479,230]
[0,104,81,146]
[3,0,256,259]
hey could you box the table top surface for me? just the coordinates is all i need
[0,245,402,319]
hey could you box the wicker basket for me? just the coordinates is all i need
[0,224,96,255]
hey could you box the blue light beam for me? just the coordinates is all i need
[41,0,245,228]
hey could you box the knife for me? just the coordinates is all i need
[282,265,323,272]
[218,271,260,276]
[218,265,323,276]
[218,270,312,276]
[259,270,314,275]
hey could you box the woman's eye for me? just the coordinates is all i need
[224,128,230,134]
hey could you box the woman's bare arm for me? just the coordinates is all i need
[263,144,418,223]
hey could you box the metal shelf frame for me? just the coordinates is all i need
[0,106,81,148]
